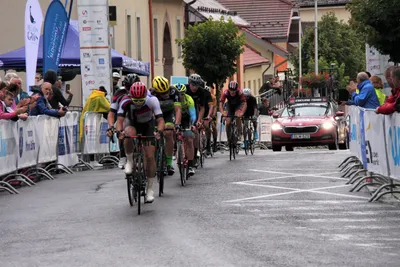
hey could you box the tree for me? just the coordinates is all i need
[176,17,245,98]
[347,0,400,63]
[291,13,365,86]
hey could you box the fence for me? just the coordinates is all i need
[340,105,400,201]
[0,111,118,195]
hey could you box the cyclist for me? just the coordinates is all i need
[151,76,182,176]
[186,74,214,163]
[174,83,197,176]
[107,73,140,169]
[219,81,247,144]
[116,82,165,203]
[242,88,259,147]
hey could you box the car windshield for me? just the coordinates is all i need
[282,105,331,117]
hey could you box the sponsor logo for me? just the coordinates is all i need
[93,53,106,57]
[84,65,91,71]
[83,52,91,58]
[82,26,91,31]
[19,127,23,158]
[94,27,104,30]
[96,66,106,70]
[97,20,102,25]
[84,73,95,78]
[27,24,39,42]
[81,10,88,16]
[98,58,105,64]
[389,126,400,166]
[351,124,357,141]
[85,80,95,86]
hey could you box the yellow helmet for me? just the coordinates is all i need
[152,76,170,94]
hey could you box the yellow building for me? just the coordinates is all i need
[0,0,187,106]
[295,0,351,23]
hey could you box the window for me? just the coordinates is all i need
[258,79,261,90]
[127,15,132,57]
[176,18,182,58]
[253,80,256,91]
[248,81,251,89]
[153,18,159,61]
[136,16,142,60]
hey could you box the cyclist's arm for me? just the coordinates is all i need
[173,93,182,125]
[149,96,165,132]
[187,96,197,125]
[219,92,227,114]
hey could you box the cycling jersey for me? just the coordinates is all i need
[117,94,163,123]
[110,88,128,113]
[181,94,197,125]
[220,89,246,106]
[151,86,181,113]
[203,89,214,118]
[211,93,217,107]
[244,95,257,117]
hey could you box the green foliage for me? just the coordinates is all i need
[176,17,245,95]
[347,0,400,63]
[291,13,364,87]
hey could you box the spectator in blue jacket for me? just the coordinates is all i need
[30,82,66,118]
[345,72,380,109]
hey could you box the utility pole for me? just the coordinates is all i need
[314,0,318,74]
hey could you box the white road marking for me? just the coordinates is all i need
[248,169,348,181]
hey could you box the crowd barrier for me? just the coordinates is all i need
[0,111,273,195]
[215,112,272,149]
[340,106,400,201]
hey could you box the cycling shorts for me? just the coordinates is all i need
[163,110,175,127]
[125,117,156,145]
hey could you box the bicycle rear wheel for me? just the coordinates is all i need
[136,156,143,215]
[127,175,134,206]
[177,142,186,186]
[243,126,249,156]
[249,127,255,155]
[157,144,165,197]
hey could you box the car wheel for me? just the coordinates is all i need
[328,138,338,150]
[272,145,282,152]
[338,143,347,150]
[285,145,294,151]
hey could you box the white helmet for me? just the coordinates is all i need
[243,88,252,96]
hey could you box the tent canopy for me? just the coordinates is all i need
[0,20,150,76]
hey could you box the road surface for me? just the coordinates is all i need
[1,149,400,266]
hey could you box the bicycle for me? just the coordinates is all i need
[197,123,207,168]
[176,128,191,186]
[242,117,255,155]
[124,135,154,215]
[155,131,167,197]
[222,115,240,161]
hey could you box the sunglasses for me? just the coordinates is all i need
[132,98,146,105]
[228,88,237,92]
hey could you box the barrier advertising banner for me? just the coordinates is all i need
[36,116,59,164]
[348,106,361,159]
[216,112,227,142]
[58,112,79,167]
[17,118,39,169]
[83,112,109,154]
[259,115,272,142]
[78,0,112,104]
[0,121,17,176]
[386,114,400,180]
[363,111,389,176]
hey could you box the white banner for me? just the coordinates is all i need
[363,111,389,176]
[259,115,272,142]
[58,112,79,167]
[78,0,112,105]
[348,106,361,159]
[0,121,18,176]
[36,116,59,164]
[385,114,400,180]
[216,112,227,142]
[83,112,109,154]
[25,0,43,94]
[17,118,39,169]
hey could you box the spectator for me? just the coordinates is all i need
[0,91,28,121]
[258,97,272,116]
[4,72,18,85]
[370,75,387,105]
[7,83,30,110]
[30,82,66,118]
[79,87,110,141]
[259,77,281,96]
[0,81,7,100]
[112,72,121,92]
[366,72,372,78]
[377,67,400,114]
[10,77,29,105]
[345,72,380,109]
[43,70,73,109]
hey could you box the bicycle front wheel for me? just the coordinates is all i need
[177,142,186,187]
[157,145,165,197]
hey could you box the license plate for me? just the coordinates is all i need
[291,134,310,139]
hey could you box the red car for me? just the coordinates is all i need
[271,97,345,151]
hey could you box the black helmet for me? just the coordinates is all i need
[228,81,239,91]
[122,73,140,87]
[188,74,203,85]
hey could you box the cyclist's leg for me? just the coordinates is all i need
[252,118,258,140]
[225,104,234,142]
[164,111,175,175]
[242,118,249,148]
[212,118,218,151]
[183,118,195,175]
[142,121,157,203]
[123,117,137,174]
[235,107,243,141]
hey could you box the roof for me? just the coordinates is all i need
[241,27,289,57]
[185,0,249,27]
[216,0,294,40]
[293,0,351,7]
[243,45,270,68]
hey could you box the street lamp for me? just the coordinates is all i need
[315,0,318,74]
[292,16,302,90]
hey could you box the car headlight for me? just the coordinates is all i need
[321,122,334,130]
[272,123,283,130]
